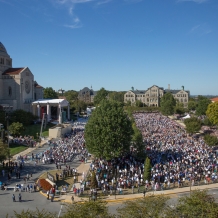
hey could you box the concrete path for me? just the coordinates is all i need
[61,182,218,203]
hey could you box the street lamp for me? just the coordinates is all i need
[3,106,13,166]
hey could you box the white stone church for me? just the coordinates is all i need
[0,42,43,112]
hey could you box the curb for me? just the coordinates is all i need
[57,185,218,204]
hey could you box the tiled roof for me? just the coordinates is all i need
[2,68,24,75]
[211,97,218,102]
[35,85,43,88]
[34,81,43,88]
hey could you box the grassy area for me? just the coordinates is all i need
[9,143,28,156]
[23,123,56,138]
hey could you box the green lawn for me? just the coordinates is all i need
[23,123,56,139]
[9,143,28,156]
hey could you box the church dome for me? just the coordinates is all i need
[0,42,8,55]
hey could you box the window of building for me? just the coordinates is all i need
[0,58,4,64]
[8,86,12,96]
[6,59,11,66]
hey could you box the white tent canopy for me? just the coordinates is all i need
[32,99,69,107]
[32,99,70,124]
[183,114,190,119]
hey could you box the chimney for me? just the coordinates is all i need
[182,86,184,90]
[168,84,170,90]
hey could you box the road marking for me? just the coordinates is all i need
[58,205,63,218]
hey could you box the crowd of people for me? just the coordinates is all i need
[38,121,88,165]
[133,112,218,188]
[10,135,36,147]
[86,112,218,193]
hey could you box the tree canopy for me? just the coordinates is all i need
[108,91,125,103]
[131,122,144,156]
[84,100,133,159]
[143,157,151,181]
[174,102,185,115]
[0,139,9,162]
[63,90,78,103]
[93,88,109,105]
[8,122,24,136]
[168,190,218,218]
[195,96,211,116]
[43,87,58,99]
[61,201,113,218]
[10,110,37,126]
[204,134,218,146]
[188,99,197,111]
[206,102,218,126]
[160,92,176,116]
[184,117,202,134]
[117,195,170,218]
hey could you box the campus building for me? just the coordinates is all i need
[124,84,190,107]
[0,42,43,112]
[78,87,97,103]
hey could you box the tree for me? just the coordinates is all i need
[160,92,176,116]
[64,90,78,103]
[174,102,185,115]
[195,96,211,116]
[8,122,24,136]
[85,100,133,159]
[135,100,143,107]
[204,134,218,146]
[62,201,113,218]
[11,208,57,218]
[188,99,197,111]
[0,139,9,162]
[203,117,213,126]
[90,171,98,189]
[206,102,218,126]
[0,109,6,127]
[10,110,37,126]
[117,195,170,218]
[167,190,218,218]
[143,157,151,181]
[184,117,201,134]
[43,87,58,99]
[132,123,144,157]
[93,88,109,105]
[108,91,125,103]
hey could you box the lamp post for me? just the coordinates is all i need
[3,106,13,166]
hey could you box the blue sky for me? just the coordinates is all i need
[0,0,217,95]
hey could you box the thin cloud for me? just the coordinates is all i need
[96,0,112,6]
[0,0,14,6]
[177,0,209,4]
[189,23,211,35]
[63,23,82,28]
[123,0,143,3]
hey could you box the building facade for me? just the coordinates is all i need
[0,42,43,112]
[78,87,97,103]
[124,85,190,107]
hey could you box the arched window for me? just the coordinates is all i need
[8,86,12,96]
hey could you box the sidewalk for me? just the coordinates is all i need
[60,181,218,204]
[11,139,48,160]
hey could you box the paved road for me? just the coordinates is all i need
[0,144,81,218]
[107,188,218,215]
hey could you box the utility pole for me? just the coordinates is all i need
[5,113,10,165]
